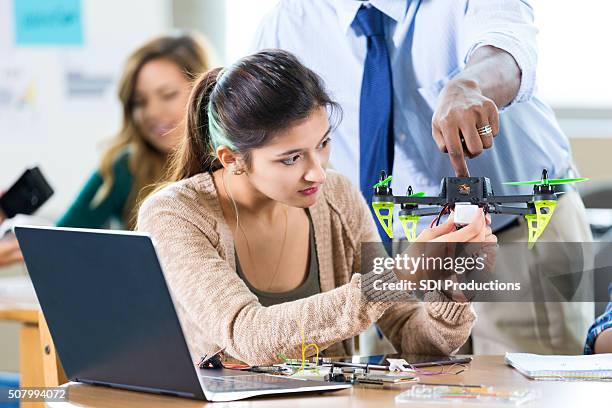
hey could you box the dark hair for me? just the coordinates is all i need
[167,49,341,181]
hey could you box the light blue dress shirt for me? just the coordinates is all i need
[251,0,573,233]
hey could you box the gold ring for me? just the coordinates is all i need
[477,125,493,136]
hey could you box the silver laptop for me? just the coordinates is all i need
[15,225,350,402]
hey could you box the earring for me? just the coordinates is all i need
[231,164,245,175]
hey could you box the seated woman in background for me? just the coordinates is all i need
[0,33,209,266]
[585,283,612,354]
[59,33,210,229]
[138,50,496,365]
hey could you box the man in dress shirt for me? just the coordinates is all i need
[251,0,593,354]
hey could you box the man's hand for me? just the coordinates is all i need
[431,45,522,177]
[432,78,499,176]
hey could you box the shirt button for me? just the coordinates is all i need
[398,133,407,143]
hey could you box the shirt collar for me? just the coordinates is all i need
[334,0,410,34]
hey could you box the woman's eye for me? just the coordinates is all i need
[162,91,179,100]
[281,154,301,165]
[318,137,332,149]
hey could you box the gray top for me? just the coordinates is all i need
[235,209,320,306]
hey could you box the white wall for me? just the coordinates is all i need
[533,1,612,109]
[0,0,171,221]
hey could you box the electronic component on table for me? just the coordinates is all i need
[321,355,472,372]
[250,365,289,374]
[395,384,537,405]
[325,366,417,385]
[198,348,225,369]
[358,373,417,385]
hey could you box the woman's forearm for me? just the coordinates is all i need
[377,292,475,356]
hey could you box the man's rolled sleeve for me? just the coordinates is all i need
[461,0,538,107]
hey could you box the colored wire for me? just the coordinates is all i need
[430,204,449,228]
[297,321,319,374]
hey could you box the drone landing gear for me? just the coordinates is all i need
[525,200,557,248]
[373,201,394,238]
[398,214,419,242]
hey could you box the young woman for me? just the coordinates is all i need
[0,33,209,266]
[138,50,496,365]
[59,33,210,230]
[0,34,209,266]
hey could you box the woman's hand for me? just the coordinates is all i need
[0,237,23,267]
[413,209,497,303]
[416,208,496,243]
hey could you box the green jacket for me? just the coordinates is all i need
[56,150,133,229]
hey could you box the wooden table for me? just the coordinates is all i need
[44,356,609,408]
[0,308,41,384]
[0,308,67,408]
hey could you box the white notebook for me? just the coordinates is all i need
[505,352,612,380]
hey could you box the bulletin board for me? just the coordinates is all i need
[0,0,170,219]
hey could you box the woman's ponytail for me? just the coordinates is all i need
[167,67,223,181]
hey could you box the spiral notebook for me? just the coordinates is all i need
[505,352,612,380]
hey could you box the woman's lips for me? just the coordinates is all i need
[151,124,175,138]
[299,186,319,196]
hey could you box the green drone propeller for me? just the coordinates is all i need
[503,177,589,186]
[503,170,588,247]
[372,176,425,197]
[373,175,393,188]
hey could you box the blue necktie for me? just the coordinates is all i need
[355,5,394,240]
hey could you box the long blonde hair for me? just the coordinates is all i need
[95,33,210,229]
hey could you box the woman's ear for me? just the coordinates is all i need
[216,146,245,175]
[216,145,236,169]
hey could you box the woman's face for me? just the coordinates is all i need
[245,106,332,208]
[132,58,192,153]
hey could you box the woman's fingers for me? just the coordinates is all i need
[460,208,486,241]
[417,209,497,243]
[433,209,486,242]
[416,214,455,242]
[485,227,497,243]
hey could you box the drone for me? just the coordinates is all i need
[371,169,588,247]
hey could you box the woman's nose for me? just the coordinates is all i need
[304,156,326,184]
[144,98,164,121]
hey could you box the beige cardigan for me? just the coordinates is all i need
[137,170,475,365]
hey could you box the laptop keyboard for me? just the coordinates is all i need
[200,374,305,392]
